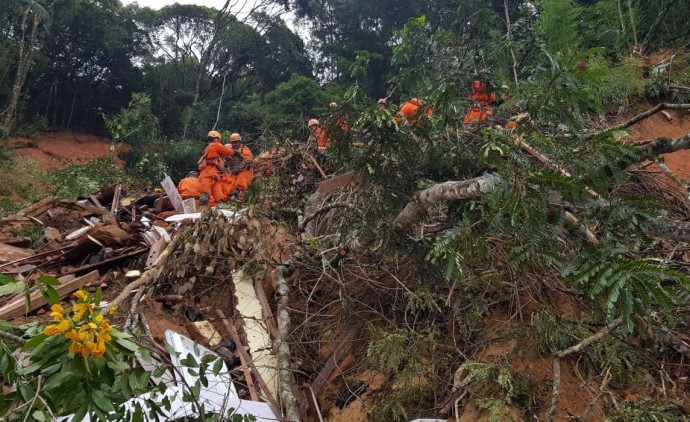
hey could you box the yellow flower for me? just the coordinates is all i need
[108,306,118,315]
[94,314,104,323]
[73,290,88,301]
[65,330,79,341]
[69,341,81,355]
[51,304,64,313]
[92,340,106,359]
[44,324,60,335]
[72,303,93,321]
[49,311,64,322]
[56,319,71,333]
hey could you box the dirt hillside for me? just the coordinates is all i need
[8,131,128,170]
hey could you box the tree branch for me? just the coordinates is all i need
[547,317,623,422]
[585,103,690,139]
[392,173,501,232]
[634,132,690,158]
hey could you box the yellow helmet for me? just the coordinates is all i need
[230,133,241,142]
[308,119,319,127]
[207,130,222,141]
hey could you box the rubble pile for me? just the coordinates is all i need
[0,185,183,318]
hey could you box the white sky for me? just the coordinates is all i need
[120,0,305,37]
[122,0,241,9]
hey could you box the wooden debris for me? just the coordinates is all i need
[0,270,100,320]
[216,309,281,413]
[160,175,185,211]
[125,270,141,278]
[310,327,359,395]
[0,243,34,264]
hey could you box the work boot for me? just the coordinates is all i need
[199,192,210,206]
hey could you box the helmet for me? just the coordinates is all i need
[472,80,486,92]
[207,130,222,141]
[230,133,241,142]
[187,171,199,178]
[329,102,338,109]
[308,119,319,127]
[377,98,388,106]
[410,98,424,106]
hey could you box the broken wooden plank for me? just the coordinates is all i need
[1,196,56,221]
[145,238,167,270]
[216,309,280,410]
[0,270,99,320]
[253,278,279,340]
[182,198,196,214]
[89,194,104,209]
[310,328,359,395]
[160,175,185,212]
[111,185,122,214]
[65,226,92,241]
[56,247,147,277]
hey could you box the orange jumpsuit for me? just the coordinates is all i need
[309,128,330,152]
[221,145,254,200]
[177,177,202,199]
[396,102,433,124]
[198,142,235,205]
[463,80,497,124]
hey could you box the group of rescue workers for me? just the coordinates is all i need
[175,76,510,206]
[177,131,254,207]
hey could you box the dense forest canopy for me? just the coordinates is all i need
[1,0,689,143]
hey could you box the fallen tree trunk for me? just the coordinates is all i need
[274,266,301,422]
[392,173,501,232]
[635,132,690,157]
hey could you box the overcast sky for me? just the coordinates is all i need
[121,0,234,9]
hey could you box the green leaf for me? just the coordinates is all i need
[37,275,61,286]
[113,338,139,353]
[38,285,59,305]
[22,333,48,351]
[0,281,25,296]
[94,288,102,307]
[32,410,47,421]
[72,405,88,422]
[212,358,223,375]
[91,388,116,413]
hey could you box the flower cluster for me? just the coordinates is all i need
[43,290,116,359]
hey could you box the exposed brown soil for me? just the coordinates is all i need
[623,104,690,180]
[8,131,128,170]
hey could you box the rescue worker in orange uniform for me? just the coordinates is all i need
[463,79,510,124]
[222,133,254,200]
[177,171,202,201]
[396,98,433,125]
[307,119,330,152]
[197,130,237,206]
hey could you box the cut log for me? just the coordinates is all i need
[274,267,302,422]
[0,270,99,320]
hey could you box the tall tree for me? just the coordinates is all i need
[0,0,49,130]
